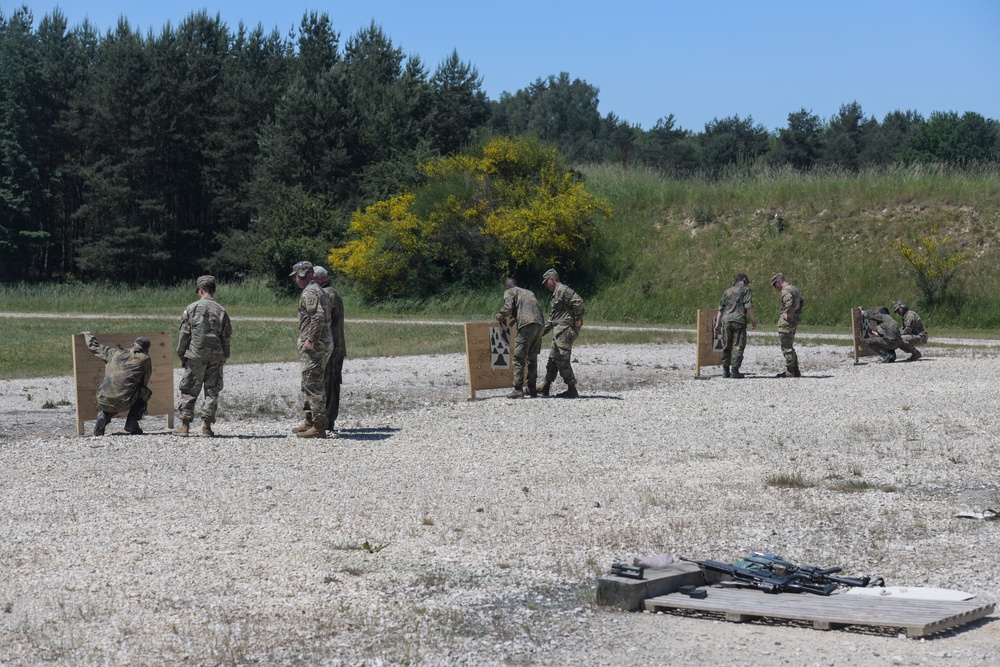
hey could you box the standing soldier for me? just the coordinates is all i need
[173,275,232,437]
[539,268,585,398]
[82,331,152,436]
[314,267,346,435]
[714,273,757,378]
[289,261,333,438]
[893,301,927,361]
[495,277,545,398]
[770,273,804,378]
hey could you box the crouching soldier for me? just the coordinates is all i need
[83,331,152,436]
[860,306,902,363]
[893,301,927,361]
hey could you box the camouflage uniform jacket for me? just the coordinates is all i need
[177,295,232,362]
[719,284,753,324]
[901,310,927,338]
[85,332,152,413]
[322,284,347,359]
[865,309,902,344]
[544,283,585,334]
[778,283,804,332]
[499,286,545,329]
[298,281,334,352]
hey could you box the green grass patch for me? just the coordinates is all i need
[765,472,815,489]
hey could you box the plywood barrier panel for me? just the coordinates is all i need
[72,331,174,436]
[464,322,515,399]
[851,307,879,363]
[695,309,723,377]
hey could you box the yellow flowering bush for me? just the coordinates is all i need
[330,137,611,299]
[894,226,966,307]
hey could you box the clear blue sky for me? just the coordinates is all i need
[7,0,1000,132]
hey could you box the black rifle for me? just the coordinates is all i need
[681,557,838,595]
[741,552,880,589]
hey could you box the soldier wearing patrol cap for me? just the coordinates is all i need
[173,275,232,437]
[289,261,333,438]
[770,272,804,377]
[539,268,585,398]
[893,300,927,361]
[82,331,153,436]
[714,273,757,378]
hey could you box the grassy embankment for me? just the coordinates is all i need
[2,164,999,379]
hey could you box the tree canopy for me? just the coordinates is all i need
[1,7,998,289]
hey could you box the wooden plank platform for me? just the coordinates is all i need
[645,586,994,637]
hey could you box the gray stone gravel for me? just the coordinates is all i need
[2,340,1000,665]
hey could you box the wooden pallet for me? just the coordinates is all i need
[645,587,994,638]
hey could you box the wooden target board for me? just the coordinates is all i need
[72,331,175,436]
[464,321,516,399]
[851,307,879,364]
[695,309,723,377]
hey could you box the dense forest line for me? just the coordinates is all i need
[2,7,999,289]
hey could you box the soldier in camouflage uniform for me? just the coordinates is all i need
[172,275,233,437]
[714,273,757,378]
[893,301,927,361]
[495,278,545,399]
[539,269,585,398]
[314,267,347,435]
[83,331,152,436]
[770,273,804,378]
[860,305,902,363]
[290,261,333,438]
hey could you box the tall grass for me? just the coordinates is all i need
[580,162,1000,328]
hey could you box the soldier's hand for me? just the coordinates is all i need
[303,340,314,351]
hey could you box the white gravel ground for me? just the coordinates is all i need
[2,339,1000,665]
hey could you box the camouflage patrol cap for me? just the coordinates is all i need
[197,275,216,291]
[541,268,559,284]
[892,301,906,312]
[770,272,785,286]
[133,337,151,353]
[289,260,314,277]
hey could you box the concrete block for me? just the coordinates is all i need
[596,562,705,611]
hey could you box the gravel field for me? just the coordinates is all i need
[2,339,1000,666]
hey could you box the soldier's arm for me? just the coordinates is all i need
[221,312,233,359]
[570,289,585,323]
[747,306,757,329]
[176,308,192,359]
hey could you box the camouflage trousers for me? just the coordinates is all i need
[177,358,225,423]
[778,329,798,368]
[325,354,344,426]
[512,322,543,389]
[864,335,900,354]
[720,321,747,370]
[301,347,333,422]
[544,325,579,386]
[899,332,927,354]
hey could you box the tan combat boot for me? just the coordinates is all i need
[908,350,922,361]
[172,420,191,437]
[202,420,215,437]
[507,389,524,399]
[296,417,327,439]
[291,413,313,434]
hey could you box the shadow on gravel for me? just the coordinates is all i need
[337,426,400,442]
[735,374,834,380]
